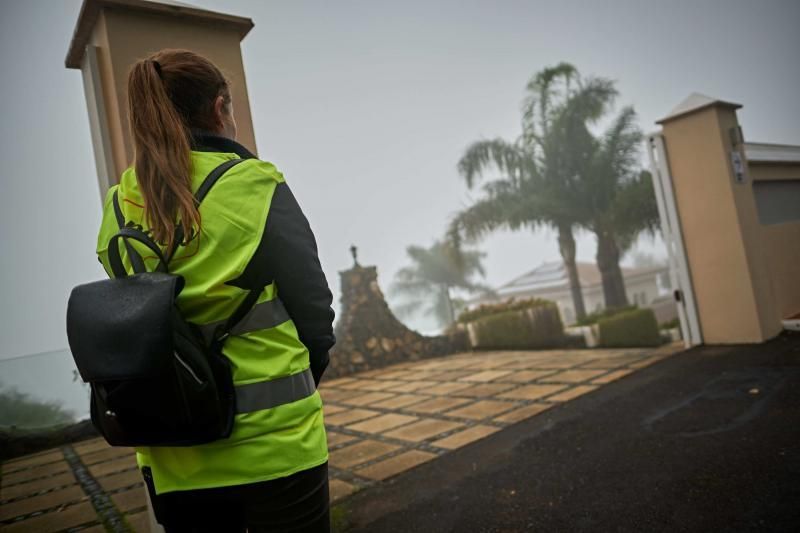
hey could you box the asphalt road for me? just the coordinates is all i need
[335,333,800,532]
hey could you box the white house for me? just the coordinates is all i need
[474,261,675,326]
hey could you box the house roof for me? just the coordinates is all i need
[493,261,667,300]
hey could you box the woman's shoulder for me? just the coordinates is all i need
[227,157,286,185]
[190,152,286,187]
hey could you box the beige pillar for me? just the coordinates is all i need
[657,94,786,343]
[66,0,256,198]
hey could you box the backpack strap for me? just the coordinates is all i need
[211,287,263,349]
[170,158,247,260]
[111,158,248,268]
[112,191,146,273]
[110,157,256,345]
[108,227,169,278]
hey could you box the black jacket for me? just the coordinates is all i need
[191,131,335,384]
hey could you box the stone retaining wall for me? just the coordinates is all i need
[327,265,466,379]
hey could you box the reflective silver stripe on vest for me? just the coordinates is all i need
[199,297,291,343]
[235,368,316,414]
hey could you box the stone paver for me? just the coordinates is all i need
[546,385,599,402]
[330,440,400,469]
[371,394,429,409]
[319,388,355,402]
[0,344,683,530]
[433,425,501,450]
[1,471,76,501]
[72,438,108,455]
[499,384,568,401]
[502,370,558,383]
[447,400,516,420]
[383,419,464,442]
[0,484,86,521]
[98,468,143,492]
[125,511,151,532]
[2,501,97,533]
[459,370,514,382]
[324,403,346,415]
[325,408,381,426]
[87,455,137,478]
[329,479,357,502]
[629,355,666,368]
[405,396,472,414]
[327,431,358,447]
[346,413,418,434]
[545,369,609,383]
[591,368,635,384]
[457,383,516,398]
[495,403,553,423]
[325,376,358,387]
[385,380,438,393]
[111,487,147,512]
[2,461,70,486]
[2,450,63,474]
[356,450,437,480]
[341,392,396,406]
[425,381,474,395]
[79,446,133,465]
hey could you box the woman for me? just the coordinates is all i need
[95,49,335,532]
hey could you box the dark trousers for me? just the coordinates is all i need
[144,462,330,533]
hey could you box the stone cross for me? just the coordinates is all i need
[350,244,359,267]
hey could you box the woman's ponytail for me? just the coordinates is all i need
[126,50,231,252]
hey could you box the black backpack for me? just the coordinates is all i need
[66,158,259,447]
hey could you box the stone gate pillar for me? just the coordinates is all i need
[65,0,256,199]
[656,94,800,343]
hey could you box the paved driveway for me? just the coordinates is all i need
[337,334,800,532]
[0,344,680,532]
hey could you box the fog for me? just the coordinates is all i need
[1,0,799,361]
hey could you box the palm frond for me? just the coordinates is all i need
[457,139,528,189]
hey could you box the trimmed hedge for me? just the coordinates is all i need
[574,305,637,326]
[597,308,661,347]
[458,298,554,323]
[466,301,564,350]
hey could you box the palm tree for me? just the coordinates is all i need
[452,63,617,321]
[391,240,490,328]
[576,105,660,307]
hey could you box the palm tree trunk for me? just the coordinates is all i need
[595,229,628,309]
[556,224,586,322]
[443,284,456,325]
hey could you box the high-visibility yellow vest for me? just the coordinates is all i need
[96,150,328,494]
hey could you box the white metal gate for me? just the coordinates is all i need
[646,133,703,347]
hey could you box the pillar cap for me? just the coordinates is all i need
[66,0,254,69]
[656,93,741,125]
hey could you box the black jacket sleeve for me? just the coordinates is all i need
[232,182,336,385]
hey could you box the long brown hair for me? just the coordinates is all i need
[126,49,231,250]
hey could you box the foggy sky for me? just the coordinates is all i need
[1,0,799,359]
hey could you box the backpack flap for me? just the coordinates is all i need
[67,272,184,382]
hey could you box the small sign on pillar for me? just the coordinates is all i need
[731,151,747,184]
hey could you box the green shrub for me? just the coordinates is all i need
[597,308,661,347]
[574,305,637,326]
[467,302,564,350]
[659,317,680,330]
[0,388,75,429]
[458,298,554,324]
